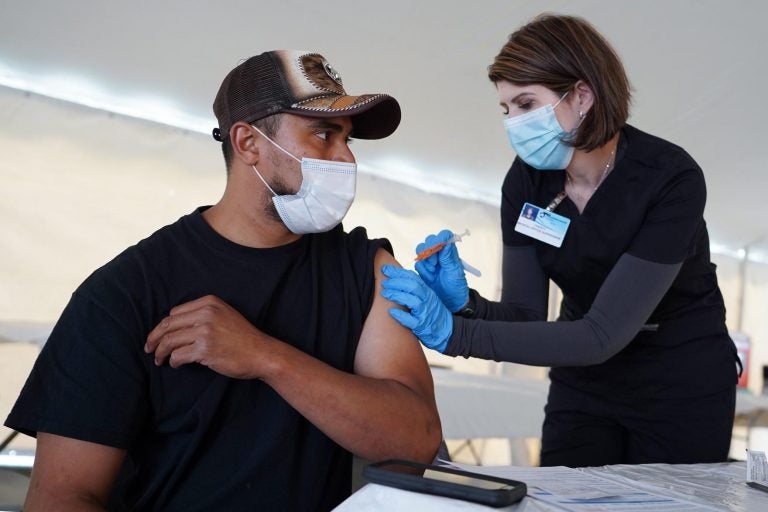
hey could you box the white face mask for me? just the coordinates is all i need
[250,125,357,234]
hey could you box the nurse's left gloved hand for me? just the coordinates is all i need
[380,265,453,353]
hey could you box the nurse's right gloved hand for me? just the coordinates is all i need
[380,265,453,353]
[415,230,469,313]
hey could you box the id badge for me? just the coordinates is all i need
[514,202,570,248]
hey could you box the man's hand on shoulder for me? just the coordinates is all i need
[145,295,275,379]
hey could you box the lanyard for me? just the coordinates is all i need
[546,191,567,212]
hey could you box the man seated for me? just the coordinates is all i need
[5,49,442,511]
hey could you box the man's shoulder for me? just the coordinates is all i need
[79,210,199,296]
[309,225,393,316]
[318,225,393,259]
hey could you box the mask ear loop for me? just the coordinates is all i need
[553,90,569,109]
[249,124,303,197]
[252,165,278,197]
[554,90,586,130]
[555,90,586,141]
[251,124,301,163]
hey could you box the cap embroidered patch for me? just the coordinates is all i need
[322,60,343,87]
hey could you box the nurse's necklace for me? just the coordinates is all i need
[546,148,615,211]
[565,148,616,201]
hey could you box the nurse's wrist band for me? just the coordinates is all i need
[455,289,477,318]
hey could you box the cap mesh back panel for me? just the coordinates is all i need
[228,54,293,127]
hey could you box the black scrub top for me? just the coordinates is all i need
[501,124,736,399]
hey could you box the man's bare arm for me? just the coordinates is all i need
[23,433,126,512]
[146,248,442,463]
[263,248,441,462]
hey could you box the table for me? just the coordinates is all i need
[336,462,768,511]
[735,390,768,416]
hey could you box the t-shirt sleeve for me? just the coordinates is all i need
[500,159,535,247]
[5,279,149,449]
[345,226,393,314]
[627,162,707,264]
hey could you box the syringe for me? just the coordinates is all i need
[414,229,471,261]
[414,229,482,277]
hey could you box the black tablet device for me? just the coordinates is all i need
[363,459,527,508]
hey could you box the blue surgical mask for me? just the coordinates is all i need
[503,92,575,170]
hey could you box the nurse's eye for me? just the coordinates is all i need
[517,100,534,111]
[315,131,330,141]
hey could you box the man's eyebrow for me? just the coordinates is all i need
[308,119,354,138]
[308,120,344,132]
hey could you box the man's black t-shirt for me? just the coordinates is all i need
[6,208,391,511]
[500,125,734,397]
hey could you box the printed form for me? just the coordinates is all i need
[444,461,720,511]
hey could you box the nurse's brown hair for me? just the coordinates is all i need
[488,14,631,151]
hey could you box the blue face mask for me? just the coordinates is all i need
[503,92,575,171]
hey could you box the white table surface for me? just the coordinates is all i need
[336,462,765,512]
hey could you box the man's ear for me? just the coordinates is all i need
[230,122,260,166]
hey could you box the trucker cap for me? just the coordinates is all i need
[212,50,401,141]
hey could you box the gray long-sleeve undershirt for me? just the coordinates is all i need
[444,245,682,367]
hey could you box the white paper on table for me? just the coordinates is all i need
[443,462,721,511]
[747,449,768,482]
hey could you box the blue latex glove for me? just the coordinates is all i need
[380,265,453,353]
[414,230,469,313]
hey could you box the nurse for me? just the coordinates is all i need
[381,14,739,467]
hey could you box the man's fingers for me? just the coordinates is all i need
[146,315,187,353]
[146,316,174,351]
[168,294,223,316]
[146,301,221,352]
[167,344,200,369]
[151,327,200,365]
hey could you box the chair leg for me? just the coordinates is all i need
[0,431,18,452]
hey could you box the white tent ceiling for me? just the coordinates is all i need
[1,0,767,253]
